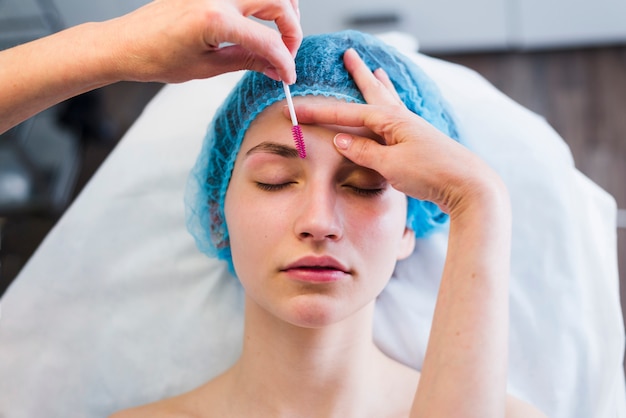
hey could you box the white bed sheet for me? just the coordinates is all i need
[0,35,624,418]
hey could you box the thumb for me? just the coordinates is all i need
[333,133,386,170]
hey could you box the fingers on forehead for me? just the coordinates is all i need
[295,102,372,127]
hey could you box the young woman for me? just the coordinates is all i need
[113,31,546,417]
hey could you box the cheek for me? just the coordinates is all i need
[224,185,253,263]
[345,192,408,255]
[367,190,407,233]
[224,185,286,263]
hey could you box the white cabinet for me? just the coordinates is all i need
[301,0,626,52]
[300,0,417,38]
[511,0,626,49]
[300,0,509,51]
[410,0,510,51]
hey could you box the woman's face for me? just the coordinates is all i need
[224,96,415,328]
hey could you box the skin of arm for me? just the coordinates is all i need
[292,48,513,417]
[412,171,511,417]
[0,0,302,134]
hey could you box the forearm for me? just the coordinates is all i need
[0,21,122,134]
[412,177,512,417]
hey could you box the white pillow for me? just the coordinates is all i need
[0,36,623,418]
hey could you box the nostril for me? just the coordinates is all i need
[298,230,340,241]
[299,232,340,242]
[294,196,343,241]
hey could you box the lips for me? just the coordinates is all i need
[281,256,350,283]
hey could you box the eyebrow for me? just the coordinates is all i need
[244,140,370,172]
[245,141,300,158]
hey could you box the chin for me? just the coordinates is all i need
[282,294,365,329]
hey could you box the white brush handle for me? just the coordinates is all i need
[282,81,299,126]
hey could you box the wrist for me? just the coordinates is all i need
[447,170,511,227]
[43,21,124,88]
[79,21,125,84]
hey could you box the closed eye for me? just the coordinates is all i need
[345,185,386,197]
[256,182,295,192]
[256,182,385,196]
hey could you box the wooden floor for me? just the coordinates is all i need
[435,46,626,329]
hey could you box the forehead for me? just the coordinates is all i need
[246,95,339,134]
[241,95,378,150]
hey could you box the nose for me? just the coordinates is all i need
[294,184,343,242]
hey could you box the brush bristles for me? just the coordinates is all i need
[292,125,306,159]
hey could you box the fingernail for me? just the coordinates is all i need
[334,133,353,150]
[285,69,297,85]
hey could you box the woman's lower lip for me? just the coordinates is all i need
[282,268,349,283]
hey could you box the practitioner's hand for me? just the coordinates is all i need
[293,48,507,216]
[108,0,302,84]
[0,0,302,133]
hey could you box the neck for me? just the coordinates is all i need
[226,296,388,418]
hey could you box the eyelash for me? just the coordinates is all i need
[255,182,385,197]
[255,182,293,192]
[347,186,385,197]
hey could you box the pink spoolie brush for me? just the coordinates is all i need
[282,81,306,158]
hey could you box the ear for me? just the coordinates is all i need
[397,227,416,261]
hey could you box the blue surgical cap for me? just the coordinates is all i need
[185,30,461,273]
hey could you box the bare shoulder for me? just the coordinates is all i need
[506,394,548,418]
[108,396,196,418]
[108,380,226,418]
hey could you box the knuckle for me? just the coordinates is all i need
[353,139,372,164]
[240,50,258,71]
[364,78,385,95]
